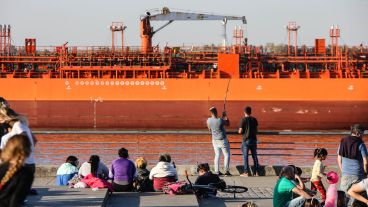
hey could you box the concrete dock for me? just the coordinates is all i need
[28,175,277,207]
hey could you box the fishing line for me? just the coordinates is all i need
[223,78,231,112]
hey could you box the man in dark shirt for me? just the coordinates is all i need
[238,106,259,177]
[338,124,367,193]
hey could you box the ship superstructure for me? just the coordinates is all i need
[0,8,367,130]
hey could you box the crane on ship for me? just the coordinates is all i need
[140,7,246,53]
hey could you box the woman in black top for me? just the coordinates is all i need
[0,134,33,207]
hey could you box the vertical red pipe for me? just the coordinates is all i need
[2,26,6,54]
[287,27,290,56]
[0,25,3,53]
[329,27,334,56]
[121,29,124,53]
[7,25,11,54]
[112,29,115,53]
[294,30,297,56]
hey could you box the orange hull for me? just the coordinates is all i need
[2,78,368,130]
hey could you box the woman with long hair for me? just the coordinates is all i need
[0,134,33,207]
[79,155,109,179]
[0,102,36,175]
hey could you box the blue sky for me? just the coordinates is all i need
[1,0,367,47]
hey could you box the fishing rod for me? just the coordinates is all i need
[223,78,231,114]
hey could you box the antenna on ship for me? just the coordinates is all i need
[222,18,228,48]
[286,22,300,56]
[110,22,127,54]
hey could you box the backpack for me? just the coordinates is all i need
[133,169,153,192]
[162,181,192,195]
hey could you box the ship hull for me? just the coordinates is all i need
[2,78,368,130]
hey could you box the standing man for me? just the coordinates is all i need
[238,106,259,177]
[207,107,231,176]
[338,124,367,193]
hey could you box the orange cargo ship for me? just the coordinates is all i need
[0,8,367,130]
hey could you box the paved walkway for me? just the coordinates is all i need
[107,192,198,207]
[30,176,276,207]
[25,187,108,207]
[105,176,276,207]
[26,177,107,207]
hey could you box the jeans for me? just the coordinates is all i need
[241,142,259,174]
[212,138,230,173]
[285,196,305,207]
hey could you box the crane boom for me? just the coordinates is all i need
[140,7,246,53]
[149,10,246,24]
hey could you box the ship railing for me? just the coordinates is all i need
[0,69,366,79]
[239,69,368,79]
[9,46,156,57]
[0,70,61,79]
[11,46,57,56]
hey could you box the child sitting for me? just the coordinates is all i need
[133,157,153,192]
[56,155,79,186]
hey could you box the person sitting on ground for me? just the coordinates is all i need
[273,165,312,207]
[149,154,178,191]
[78,155,109,179]
[0,134,33,207]
[133,157,153,192]
[347,177,368,206]
[109,148,136,192]
[195,163,223,197]
[56,155,79,186]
